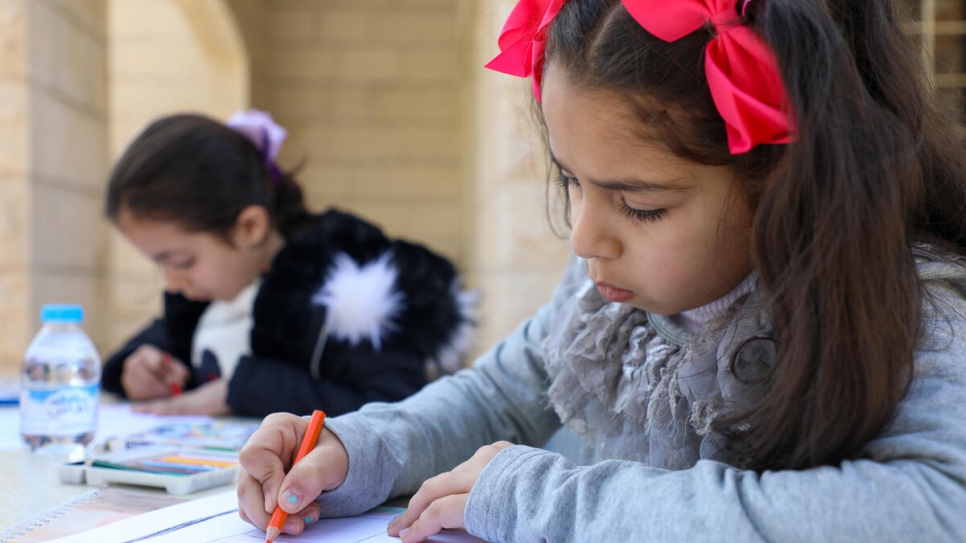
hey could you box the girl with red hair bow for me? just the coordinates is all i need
[237,1,966,541]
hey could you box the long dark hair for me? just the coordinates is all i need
[105,113,314,241]
[546,0,966,470]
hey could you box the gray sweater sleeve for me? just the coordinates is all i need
[313,260,587,517]
[464,281,966,542]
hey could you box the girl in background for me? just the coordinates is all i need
[237,0,966,541]
[102,110,474,417]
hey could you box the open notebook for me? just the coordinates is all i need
[40,490,484,543]
[0,487,187,543]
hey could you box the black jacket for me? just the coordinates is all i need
[101,209,470,417]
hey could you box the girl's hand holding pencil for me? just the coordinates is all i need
[237,412,347,540]
[120,344,189,401]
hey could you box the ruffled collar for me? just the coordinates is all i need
[543,261,774,469]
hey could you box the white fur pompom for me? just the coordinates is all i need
[311,252,404,350]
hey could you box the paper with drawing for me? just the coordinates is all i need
[43,490,484,543]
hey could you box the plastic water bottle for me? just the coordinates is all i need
[20,304,101,459]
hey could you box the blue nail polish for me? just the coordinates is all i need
[389,515,400,525]
[284,490,299,505]
[400,527,409,537]
[304,516,314,525]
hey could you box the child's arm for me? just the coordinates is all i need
[299,257,589,519]
[237,412,349,534]
[454,292,966,542]
[101,317,172,397]
[102,292,208,397]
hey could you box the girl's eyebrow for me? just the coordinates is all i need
[152,249,190,263]
[548,147,688,194]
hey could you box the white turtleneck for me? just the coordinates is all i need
[667,274,757,334]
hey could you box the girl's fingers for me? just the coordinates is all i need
[237,470,273,530]
[276,429,350,515]
[238,414,308,513]
[397,494,469,543]
[389,465,476,535]
[389,441,514,538]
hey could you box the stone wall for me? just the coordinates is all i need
[0,0,108,375]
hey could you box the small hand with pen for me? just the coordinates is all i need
[388,441,515,543]
[131,378,230,416]
[236,413,349,538]
[121,345,189,401]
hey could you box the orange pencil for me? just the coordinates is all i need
[162,352,182,396]
[265,410,327,543]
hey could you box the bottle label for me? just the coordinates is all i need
[20,384,99,436]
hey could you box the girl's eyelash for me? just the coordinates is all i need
[620,203,668,223]
[556,172,578,188]
[558,171,667,224]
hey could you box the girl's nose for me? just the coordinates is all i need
[569,196,621,260]
[162,269,186,293]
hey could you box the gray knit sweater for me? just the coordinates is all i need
[318,246,966,542]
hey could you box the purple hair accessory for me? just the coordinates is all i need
[226,109,287,185]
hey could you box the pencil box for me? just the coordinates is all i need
[57,447,240,495]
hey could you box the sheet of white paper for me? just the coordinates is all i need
[44,490,485,543]
[93,403,212,445]
[0,407,24,450]
[0,403,212,451]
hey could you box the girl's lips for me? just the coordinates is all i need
[596,282,635,303]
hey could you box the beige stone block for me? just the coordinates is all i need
[50,0,105,37]
[299,125,460,159]
[370,86,459,120]
[30,90,108,191]
[61,19,107,110]
[295,163,355,196]
[399,50,459,80]
[0,179,28,270]
[110,118,158,160]
[0,270,32,370]
[320,0,453,10]
[302,190,353,214]
[268,48,337,81]
[370,12,456,42]
[107,229,155,275]
[29,1,106,110]
[0,1,26,80]
[302,163,463,198]
[472,270,565,355]
[0,81,26,177]
[31,183,108,270]
[271,84,460,124]
[27,1,64,90]
[268,10,318,42]
[111,82,208,117]
[107,271,162,318]
[110,41,207,80]
[317,11,369,42]
[109,0,190,39]
[271,86,370,120]
[104,318,150,357]
[485,181,568,273]
[336,47,399,81]
[343,198,462,257]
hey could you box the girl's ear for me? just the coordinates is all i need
[232,205,273,248]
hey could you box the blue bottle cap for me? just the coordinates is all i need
[40,304,84,323]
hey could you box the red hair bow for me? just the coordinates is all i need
[485,0,566,102]
[622,0,794,154]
